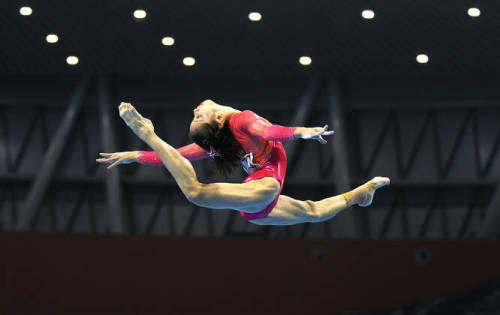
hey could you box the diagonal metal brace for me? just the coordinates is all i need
[16,77,91,230]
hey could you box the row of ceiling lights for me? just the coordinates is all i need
[18,6,482,67]
[360,8,481,19]
[358,7,480,64]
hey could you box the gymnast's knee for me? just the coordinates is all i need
[259,178,281,200]
[183,183,204,205]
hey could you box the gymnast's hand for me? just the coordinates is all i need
[119,102,155,142]
[294,125,334,144]
[96,151,138,169]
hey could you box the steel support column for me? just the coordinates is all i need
[286,76,321,175]
[98,77,129,234]
[16,77,91,230]
[327,77,367,238]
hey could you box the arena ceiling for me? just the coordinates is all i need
[0,0,499,77]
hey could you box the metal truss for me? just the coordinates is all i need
[0,76,498,239]
[15,77,90,230]
[350,108,500,179]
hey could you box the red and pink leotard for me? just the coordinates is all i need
[137,110,296,220]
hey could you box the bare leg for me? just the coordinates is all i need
[118,103,280,212]
[251,177,390,226]
[250,195,347,225]
[146,134,280,211]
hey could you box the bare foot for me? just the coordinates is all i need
[343,176,390,207]
[118,102,155,141]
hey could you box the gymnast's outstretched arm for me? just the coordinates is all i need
[136,143,208,166]
[238,112,334,144]
[96,143,209,169]
[137,123,334,164]
[98,115,334,168]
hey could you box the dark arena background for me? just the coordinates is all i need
[1,1,500,314]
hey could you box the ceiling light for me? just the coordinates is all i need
[468,8,480,17]
[299,56,312,66]
[46,34,59,43]
[19,6,32,16]
[162,36,175,46]
[248,12,262,21]
[133,9,147,19]
[361,10,375,19]
[66,56,79,65]
[416,54,429,64]
[183,57,195,66]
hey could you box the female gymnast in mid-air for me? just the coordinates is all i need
[96,100,390,226]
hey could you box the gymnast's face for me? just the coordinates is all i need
[189,101,219,133]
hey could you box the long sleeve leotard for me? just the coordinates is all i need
[137,110,296,167]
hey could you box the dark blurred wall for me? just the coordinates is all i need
[0,231,499,314]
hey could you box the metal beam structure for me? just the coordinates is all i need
[327,77,367,238]
[285,75,321,176]
[98,77,129,234]
[15,77,91,230]
[0,177,492,237]
[1,76,497,239]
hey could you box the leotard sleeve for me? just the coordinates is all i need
[235,111,297,142]
[137,143,208,166]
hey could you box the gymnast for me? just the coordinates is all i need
[96,100,390,225]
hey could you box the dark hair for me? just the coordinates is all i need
[189,114,243,178]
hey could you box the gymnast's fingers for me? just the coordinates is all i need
[315,129,332,137]
[96,157,114,163]
[317,135,327,144]
[107,159,121,169]
[99,152,112,156]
